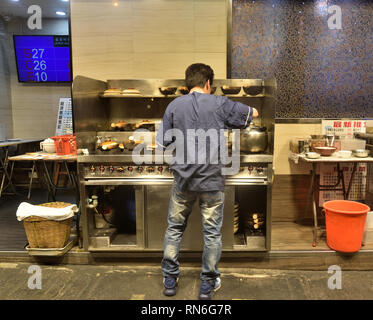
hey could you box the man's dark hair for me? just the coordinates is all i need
[185,63,214,90]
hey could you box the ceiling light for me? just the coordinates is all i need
[56,11,66,16]
[61,0,69,2]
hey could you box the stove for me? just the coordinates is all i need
[78,154,273,188]
[73,77,276,252]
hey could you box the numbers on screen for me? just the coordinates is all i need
[32,48,44,59]
[33,60,47,71]
[35,72,47,82]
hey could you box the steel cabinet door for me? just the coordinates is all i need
[145,186,234,250]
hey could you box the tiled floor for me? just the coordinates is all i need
[1,262,373,300]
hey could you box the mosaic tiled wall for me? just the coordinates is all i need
[232,0,373,118]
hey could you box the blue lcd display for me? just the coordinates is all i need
[13,35,71,83]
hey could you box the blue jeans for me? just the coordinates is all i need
[161,184,224,281]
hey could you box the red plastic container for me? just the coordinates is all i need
[51,134,77,155]
[323,200,370,253]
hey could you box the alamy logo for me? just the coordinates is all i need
[27,265,42,290]
[27,5,42,30]
[131,128,241,175]
[328,265,342,290]
[327,5,342,30]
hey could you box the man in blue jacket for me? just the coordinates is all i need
[156,63,258,300]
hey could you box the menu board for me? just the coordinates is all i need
[56,98,73,136]
[321,119,367,137]
[13,35,71,82]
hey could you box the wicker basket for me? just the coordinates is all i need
[23,202,74,248]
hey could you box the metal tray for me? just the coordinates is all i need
[25,239,75,257]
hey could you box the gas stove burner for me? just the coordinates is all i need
[82,163,269,180]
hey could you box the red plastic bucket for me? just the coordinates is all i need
[323,200,370,253]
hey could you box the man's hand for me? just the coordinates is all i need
[252,108,259,118]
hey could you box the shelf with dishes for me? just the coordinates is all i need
[99,85,266,99]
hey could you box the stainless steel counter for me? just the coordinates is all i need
[77,154,273,164]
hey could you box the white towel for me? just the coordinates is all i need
[16,202,78,221]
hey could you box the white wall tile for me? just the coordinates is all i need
[70,0,227,79]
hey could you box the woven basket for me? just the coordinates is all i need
[23,202,73,248]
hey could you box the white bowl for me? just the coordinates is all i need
[336,150,352,158]
[306,152,321,159]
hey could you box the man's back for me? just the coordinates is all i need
[157,91,253,192]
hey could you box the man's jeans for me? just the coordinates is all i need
[161,184,224,281]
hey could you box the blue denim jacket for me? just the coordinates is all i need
[156,91,253,192]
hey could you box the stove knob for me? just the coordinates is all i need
[117,166,125,172]
[248,165,254,174]
[90,166,96,173]
[158,166,163,172]
[146,166,155,173]
[137,166,144,173]
[109,166,114,173]
[100,165,105,173]
[128,166,133,172]
[256,166,264,174]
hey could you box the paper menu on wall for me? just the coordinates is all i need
[321,120,366,137]
[55,98,73,136]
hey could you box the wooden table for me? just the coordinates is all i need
[0,139,43,197]
[8,152,78,202]
[297,154,373,247]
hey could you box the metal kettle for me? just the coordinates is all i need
[240,124,268,153]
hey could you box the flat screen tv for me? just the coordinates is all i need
[13,35,71,83]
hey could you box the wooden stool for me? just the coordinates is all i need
[53,162,69,196]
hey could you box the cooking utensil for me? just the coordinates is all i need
[305,152,321,159]
[326,134,335,147]
[352,149,370,158]
[314,146,337,156]
[159,87,177,95]
[221,86,241,95]
[240,124,268,153]
[242,85,263,96]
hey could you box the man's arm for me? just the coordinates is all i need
[218,97,259,129]
[156,112,173,149]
